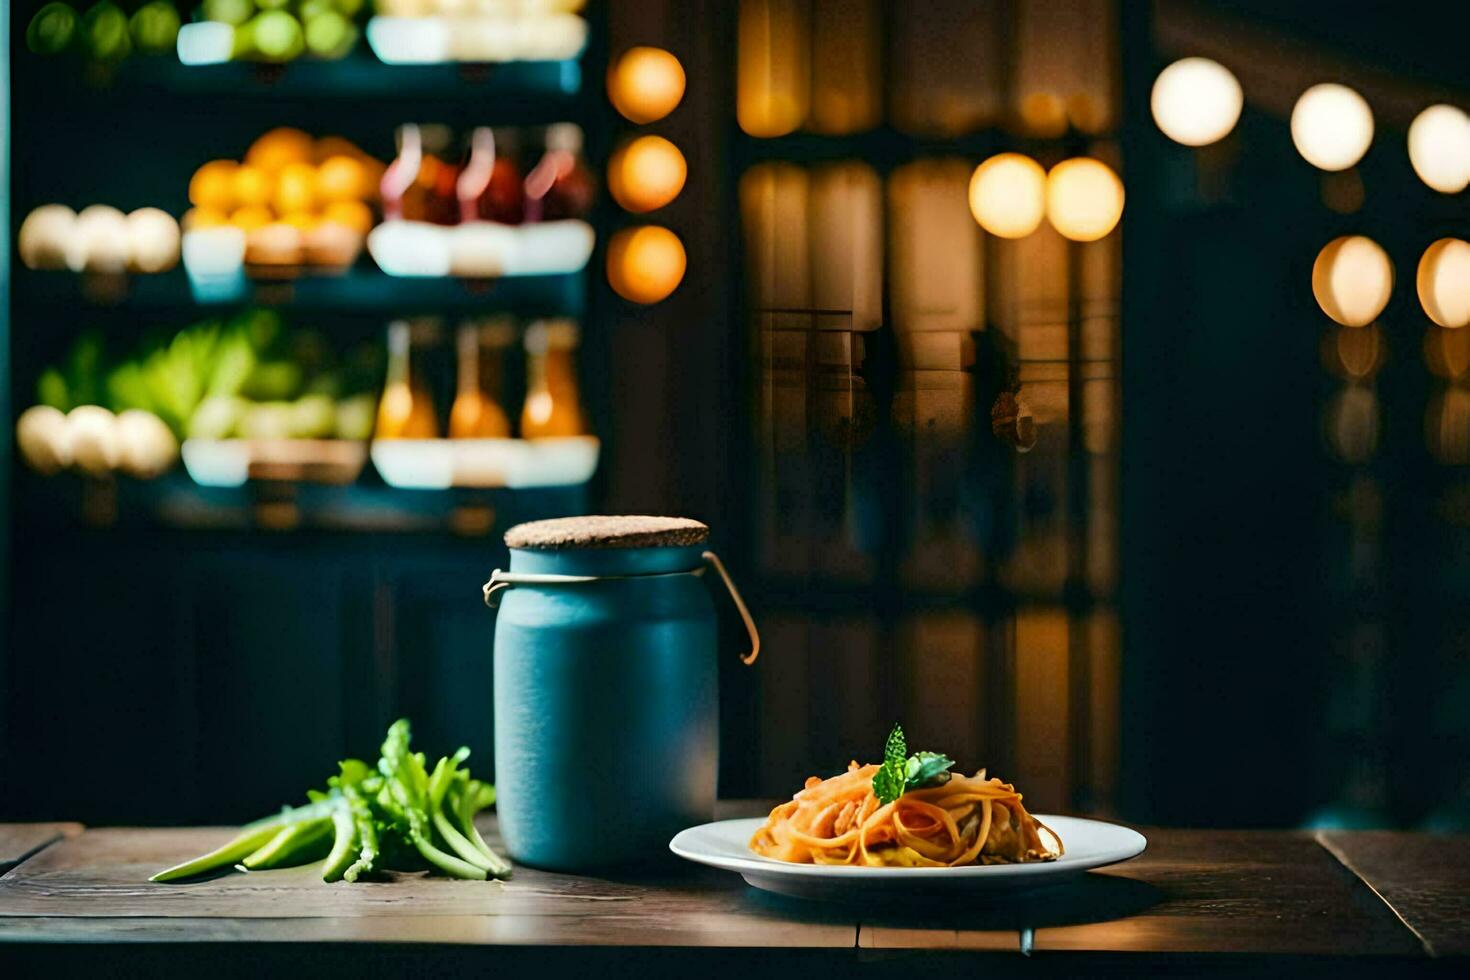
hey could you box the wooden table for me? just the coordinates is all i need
[1,806,1464,977]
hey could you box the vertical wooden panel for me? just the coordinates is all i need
[1013,609,1070,811]
[889,159,983,336]
[1088,609,1122,814]
[741,163,812,331]
[809,162,883,332]
[807,618,882,771]
[809,0,882,134]
[890,0,1004,136]
[1014,0,1118,135]
[900,613,984,770]
[737,0,812,137]
[757,615,812,795]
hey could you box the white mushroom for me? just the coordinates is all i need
[126,208,182,274]
[17,205,77,270]
[66,205,131,274]
[115,410,179,479]
[67,405,121,477]
[15,405,73,474]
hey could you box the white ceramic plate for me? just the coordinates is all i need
[670,815,1146,901]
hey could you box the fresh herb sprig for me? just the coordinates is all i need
[871,724,956,806]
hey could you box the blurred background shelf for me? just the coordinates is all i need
[13,266,588,317]
[33,53,583,112]
[15,469,588,537]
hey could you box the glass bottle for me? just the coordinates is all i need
[449,318,513,439]
[376,320,439,439]
[523,123,594,222]
[416,124,460,226]
[380,124,423,222]
[456,127,495,225]
[520,319,585,439]
[477,127,524,225]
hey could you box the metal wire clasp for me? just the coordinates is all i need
[480,550,760,665]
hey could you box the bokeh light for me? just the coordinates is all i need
[607,225,686,304]
[1418,238,1470,329]
[1326,386,1379,463]
[1322,323,1383,380]
[967,153,1046,239]
[1291,83,1373,171]
[1407,105,1470,194]
[1427,388,1470,465]
[1045,157,1125,242]
[608,47,686,125]
[608,136,688,214]
[1312,236,1393,327]
[1424,325,1470,380]
[1150,57,1243,147]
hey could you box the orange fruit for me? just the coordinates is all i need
[231,165,274,209]
[278,211,319,231]
[183,207,229,230]
[273,162,318,215]
[229,205,274,232]
[246,127,314,174]
[321,199,373,236]
[189,160,239,211]
[315,155,368,203]
[313,135,363,164]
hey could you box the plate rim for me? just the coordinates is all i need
[669,814,1147,879]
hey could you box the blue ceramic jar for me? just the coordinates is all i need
[488,525,756,872]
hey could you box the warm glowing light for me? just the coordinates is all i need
[1408,105,1470,194]
[1312,236,1393,327]
[1326,386,1378,463]
[967,153,1046,239]
[1291,83,1374,171]
[1425,325,1470,380]
[737,0,809,138]
[1418,238,1470,329]
[1045,157,1124,242]
[1322,323,1383,380]
[608,136,687,214]
[1427,388,1470,465]
[607,225,686,304]
[607,47,685,124]
[1150,57,1243,146]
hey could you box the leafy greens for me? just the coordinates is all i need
[150,719,510,884]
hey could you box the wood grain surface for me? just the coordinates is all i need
[1319,830,1470,958]
[1028,829,1425,957]
[0,819,854,948]
[0,823,82,873]
[0,815,1459,973]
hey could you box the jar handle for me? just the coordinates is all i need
[703,551,760,666]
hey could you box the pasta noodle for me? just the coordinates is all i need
[750,763,1063,867]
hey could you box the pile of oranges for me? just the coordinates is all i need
[185,127,385,268]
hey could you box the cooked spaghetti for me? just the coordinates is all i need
[750,763,1063,867]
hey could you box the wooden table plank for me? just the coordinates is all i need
[1319,830,1470,958]
[0,823,83,874]
[0,819,856,948]
[1025,830,1425,957]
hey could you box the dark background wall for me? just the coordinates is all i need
[4,0,1469,831]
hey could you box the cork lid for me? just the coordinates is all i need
[504,515,709,551]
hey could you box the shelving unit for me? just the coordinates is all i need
[14,266,588,316]
[3,5,616,823]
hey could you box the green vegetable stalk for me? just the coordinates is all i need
[151,719,510,885]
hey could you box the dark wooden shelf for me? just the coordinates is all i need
[27,52,583,115]
[13,265,588,318]
[15,470,588,538]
